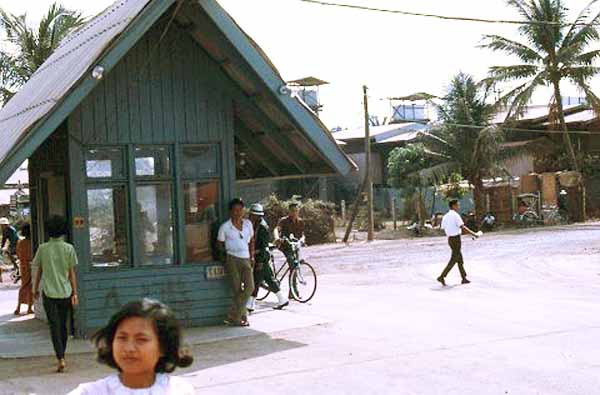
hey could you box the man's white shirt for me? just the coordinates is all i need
[217,219,254,259]
[441,210,464,237]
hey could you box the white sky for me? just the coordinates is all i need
[0,0,598,129]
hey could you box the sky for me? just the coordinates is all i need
[0,0,598,129]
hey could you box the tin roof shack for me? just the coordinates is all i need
[0,0,354,336]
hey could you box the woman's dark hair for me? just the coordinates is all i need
[448,199,459,209]
[20,223,31,239]
[93,299,193,373]
[228,197,244,211]
[46,216,67,238]
[288,203,299,210]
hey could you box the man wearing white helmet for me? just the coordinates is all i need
[247,203,289,312]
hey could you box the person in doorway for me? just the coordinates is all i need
[0,217,19,282]
[274,202,306,264]
[32,216,79,373]
[246,203,289,313]
[437,200,479,286]
[67,299,194,394]
[217,198,255,327]
[14,223,33,315]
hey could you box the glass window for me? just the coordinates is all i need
[87,186,128,267]
[182,146,218,178]
[136,184,174,265]
[86,148,125,179]
[135,147,171,177]
[184,181,219,262]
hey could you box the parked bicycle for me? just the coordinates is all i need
[256,236,317,303]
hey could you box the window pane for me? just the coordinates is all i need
[86,148,124,178]
[135,147,171,177]
[182,146,218,178]
[87,186,128,268]
[184,181,219,262]
[136,184,174,265]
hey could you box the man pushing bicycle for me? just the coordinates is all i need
[274,202,306,264]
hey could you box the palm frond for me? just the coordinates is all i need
[488,65,540,82]
[479,35,543,63]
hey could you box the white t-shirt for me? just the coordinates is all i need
[67,374,195,395]
[217,219,254,259]
[441,210,464,237]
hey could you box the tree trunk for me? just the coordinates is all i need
[472,176,485,218]
[553,81,579,172]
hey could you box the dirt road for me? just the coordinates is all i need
[1,224,600,394]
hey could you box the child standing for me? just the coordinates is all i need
[68,299,195,394]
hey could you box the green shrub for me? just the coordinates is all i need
[261,195,336,245]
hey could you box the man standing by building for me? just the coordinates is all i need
[437,199,479,286]
[274,203,305,263]
[0,217,19,283]
[218,198,254,327]
[246,203,289,313]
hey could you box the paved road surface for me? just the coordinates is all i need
[1,224,599,394]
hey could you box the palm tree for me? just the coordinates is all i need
[0,3,85,103]
[422,73,504,217]
[480,0,600,171]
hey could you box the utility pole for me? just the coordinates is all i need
[364,85,374,241]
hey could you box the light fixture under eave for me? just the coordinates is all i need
[92,65,105,80]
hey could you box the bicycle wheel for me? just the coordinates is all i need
[289,261,317,303]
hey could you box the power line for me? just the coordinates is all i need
[296,0,597,26]
[430,122,600,136]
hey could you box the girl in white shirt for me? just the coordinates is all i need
[68,299,195,395]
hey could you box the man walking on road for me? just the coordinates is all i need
[218,198,255,327]
[437,199,479,286]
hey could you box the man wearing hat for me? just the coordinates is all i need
[247,203,289,312]
[0,217,18,282]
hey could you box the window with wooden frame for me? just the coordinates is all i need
[84,148,129,268]
[134,146,175,266]
[181,145,221,263]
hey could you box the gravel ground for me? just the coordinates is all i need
[1,223,600,394]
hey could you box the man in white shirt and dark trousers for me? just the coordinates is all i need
[218,198,255,327]
[437,199,479,286]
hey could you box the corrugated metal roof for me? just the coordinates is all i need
[0,0,153,179]
[333,122,430,143]
[0,0,356,184]
[493,104,583,124]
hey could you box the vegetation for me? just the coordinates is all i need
[0,2,85,102]
[480,0,600,171]
[261,195,336,245]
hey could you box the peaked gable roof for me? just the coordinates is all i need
[0,0,355,184]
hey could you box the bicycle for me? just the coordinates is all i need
[2,250,20,284]
[256,236,317,303]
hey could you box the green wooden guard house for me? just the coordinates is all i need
[0,0,355,336]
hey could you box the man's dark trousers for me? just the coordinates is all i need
[252,261,280,297]
[440,235,467,279]
[43,294,72,360]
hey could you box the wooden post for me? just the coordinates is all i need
[392,197,397,230]
[343,177,368,243]
[364,85,374,241]
[341,200,346,225]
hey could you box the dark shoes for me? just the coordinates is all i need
[461,278,471,285]
[273,301,289,310]
[437,276,446,286]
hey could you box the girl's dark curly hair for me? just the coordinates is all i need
[92,299,193,373]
